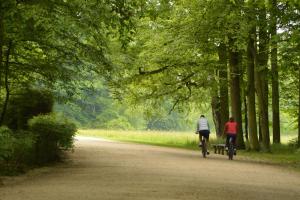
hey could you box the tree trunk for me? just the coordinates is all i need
[229,41,245,149]
[247,29,259,150]
[244,95,248,141]
[219,74,229,136]
[256,7,270,151]
[0,40,12,125]
[211,95,221,137]
[240,61,247,142]
[258,116,262,142]
[218,43,229,136]
[270,0,280,144]
[0,5,3,93]
[298,64,300,147]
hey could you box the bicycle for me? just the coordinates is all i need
[200,136,208,158]
[227,137,235,160]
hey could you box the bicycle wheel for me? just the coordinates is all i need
[201,139,207,158]
[228,141,234,160]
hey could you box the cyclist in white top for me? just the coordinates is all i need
[196,115,210,154]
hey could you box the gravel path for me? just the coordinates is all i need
[1,136,300,200]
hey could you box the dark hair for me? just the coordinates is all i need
[200,115,205,118]
[229,117,234,122]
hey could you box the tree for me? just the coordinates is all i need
[298,65,300,147]
[109,1,248,149]
[270,0,280,144]
[0,0,143,122]
[246,26,259,150]
[229,44,244,148]
[218,44,229,138]
[277,1,300,146]
[77,0,300,151]
[256,5,270,150]
[110,1,216,110]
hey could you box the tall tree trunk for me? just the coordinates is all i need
[258,117,262,142]
[240,61,247,142]
[270,0,280,144]
[218,43,229,136]
[229,41,245,149]
[0,40,12,125]
[247,29,259,150]
[0,5,4,93]
[256,7,270,151]
[244,95,248,141]
[211,68,221,137]
[298,64,300,147]
[211,95,221,137]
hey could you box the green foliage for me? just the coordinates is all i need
[0,0,145,133]
[104,117,134,130]
[288,138,299,149]
[28,114,77,164]
[0,0,299,172]
[0,127,36,175]
[55,78,200,131]
[4,88,53,130]
[0,126,14,162]
[0,114,76,174]
[105,0,299,142]
[13,130,36,166]
[108,0,224,112]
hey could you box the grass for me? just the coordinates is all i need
[239,143,300,169]
[78,129,200,150]
[78,129,300,170]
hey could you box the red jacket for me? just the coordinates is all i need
[224,121,238,134]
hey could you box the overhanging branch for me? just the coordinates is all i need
[139,65,169,75]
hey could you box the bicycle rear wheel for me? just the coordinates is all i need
[228,141,234,160]
[201,139,207,158]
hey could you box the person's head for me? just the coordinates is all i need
[200,115,205,118]
[229,117,234,122]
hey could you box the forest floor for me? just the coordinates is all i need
[1,136,300,200]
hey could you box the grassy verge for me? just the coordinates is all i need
[78,129,200,150]
[78,129,300,170]
[238,144,300,169]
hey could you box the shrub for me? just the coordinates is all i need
[4,88,54,130]
[0,126,15,162]
[28,114,77,164]
[13,130,36,166]
[0,127,35,175]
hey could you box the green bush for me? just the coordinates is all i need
[0,127,35,175]
[0,126,15,162]
[28,114,77,164]
[5,88,54,130]
[13,131,36,166]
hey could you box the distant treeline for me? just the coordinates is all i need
[55,80,201,131]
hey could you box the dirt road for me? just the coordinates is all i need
[1,136,300,200]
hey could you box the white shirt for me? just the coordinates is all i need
[197,118,209,131]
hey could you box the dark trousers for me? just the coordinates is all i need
[226,134,237,147]
[199,130,210,142]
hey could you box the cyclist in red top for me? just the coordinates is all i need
[223,117,238,148]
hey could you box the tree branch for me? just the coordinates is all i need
[139,65,169,75]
